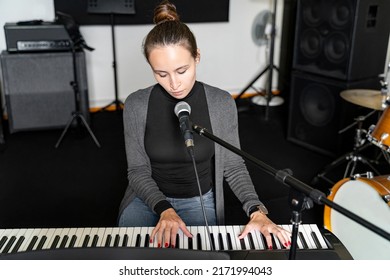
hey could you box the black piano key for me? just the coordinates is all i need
[248,233,255,250]
[299,232,308,249]
[11,236,25,253]
[218,233,224,251]
[69,235,77,248]
[82,235,90,248]
[91,235,99,247]
[210,233,215,250]
[105,235,112,247]
[226,233,233,251]
[239,237,246,250]
[2,236,17,253]
[50,235,61,249]
[122,234,129,247]
[196,233,202,250]
[188,237,193,250]
[311,231,321,249]
[143,234,149,248]
[26,236,38,251]
[59,235,69,248]
[0,236,8,251]
[175,234,179,249]
[114,234,121,247]
[36,236,47,250]
[271,234,277,249]
[135,234,141,247]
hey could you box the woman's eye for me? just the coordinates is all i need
[178,70,187,75]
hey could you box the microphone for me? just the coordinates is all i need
[174,101,194,148]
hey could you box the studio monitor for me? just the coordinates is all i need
[0,51,90,133]
[293,0,390,81]
[287,71,380,156]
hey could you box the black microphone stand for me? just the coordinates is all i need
[192,124,390,259]
[55,43,101,148]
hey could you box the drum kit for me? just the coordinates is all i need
[321,67,390,260]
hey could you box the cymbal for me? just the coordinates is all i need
[340,89,385,111]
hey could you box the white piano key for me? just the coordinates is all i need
[117,227,129,247]
[197,226,209,251]
[43,228,63,250]
[0,228,23,253]
[32,228,49,250]
[209,226,221,251]
[225,225,239,250]
[309,224,328,249]
[129,227,141,247]
[272,231,283,249]
[249,229,264,250]
[216,225,228,251]
[94,228,107,247]
[282,224,303,249]
[19,228,43,252]
[237,225,251,250]
[124,227,135,247]
[178,228,188,250]
[138,227,149,248]
[84,227,99,247]
[189,226,199,250]
[101,227,114,247]
[299,224,315,249]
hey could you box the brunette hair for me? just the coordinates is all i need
[143,0,198,61]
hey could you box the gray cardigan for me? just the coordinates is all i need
[118,82,262,224]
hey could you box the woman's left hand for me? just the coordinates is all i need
[238,212,291,249]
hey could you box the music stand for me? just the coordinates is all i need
[87,0,136,111]
[55,12,101,148]
[235,0,283,120]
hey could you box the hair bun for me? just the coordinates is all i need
[153,0,180,24]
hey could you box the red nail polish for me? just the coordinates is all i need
[171,244,175,248]
[165,242,169,248]
[149,239,153,243]
[284,242,288,247]
[288,241,291,245]
[269,245,273,249]
[158,243,161,248]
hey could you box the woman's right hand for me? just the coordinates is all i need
[150,208,193,248]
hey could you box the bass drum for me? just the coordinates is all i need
[324,176,390,259]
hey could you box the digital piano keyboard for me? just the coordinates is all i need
[0,224,353,260]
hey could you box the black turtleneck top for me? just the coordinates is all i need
[145,82,215,214]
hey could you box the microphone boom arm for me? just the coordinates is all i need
[192,124,390,243]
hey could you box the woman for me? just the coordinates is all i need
[118,0,291,250]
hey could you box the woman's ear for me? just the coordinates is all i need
[196,48,200,64]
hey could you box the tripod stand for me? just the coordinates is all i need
[99,13,123,112]
[312,111,380,186]
[235,0,283,120]
[55,45,101,148]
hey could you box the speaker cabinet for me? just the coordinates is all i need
[0,51,90,133]
[293,0,390,81]
[287,71,380,156]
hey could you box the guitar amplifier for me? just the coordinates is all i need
[4,21,72,53]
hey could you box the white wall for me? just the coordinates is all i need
[0,0,389,109]
[0,0,283,108]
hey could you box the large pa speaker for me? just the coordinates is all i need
[287,71,380,156]
[0,51,90,133]
[293,0,390,81]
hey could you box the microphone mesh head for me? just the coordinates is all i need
[174,101,191,117]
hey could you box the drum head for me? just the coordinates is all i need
[326,179,390,260]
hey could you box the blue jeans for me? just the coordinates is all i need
[118,189,217,227]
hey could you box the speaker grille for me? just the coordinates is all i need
[0,51,90,133]
[293,0,390,81]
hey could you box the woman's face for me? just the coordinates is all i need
[148,44,199,99]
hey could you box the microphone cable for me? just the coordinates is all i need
[187,142,216,251]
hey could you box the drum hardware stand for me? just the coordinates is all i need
[312,111,381,186]
[192,123,390,256]
[234,0,282,120]
[55,44,101,149]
